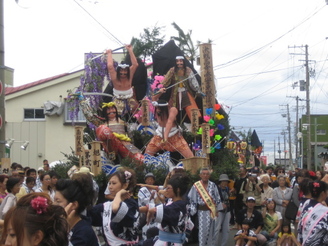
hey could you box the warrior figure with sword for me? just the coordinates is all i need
[144,99,194,159]
[153,56,204,123]
[106,44,139,117]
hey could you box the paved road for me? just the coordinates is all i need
[186,226,238,245]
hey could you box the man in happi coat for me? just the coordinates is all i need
[188,167,223,246]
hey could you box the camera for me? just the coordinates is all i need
[248,173,257,177]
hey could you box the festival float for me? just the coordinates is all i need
[66,41,231,176]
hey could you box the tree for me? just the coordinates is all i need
[171,22,197,65]
[131,24,165,62]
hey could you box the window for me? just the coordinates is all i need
[24,109,45,120]
[317,129,326,135]
[64,102,86,123]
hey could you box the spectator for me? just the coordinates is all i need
[188,167,223,246]
[277,221,301,246]
[0,175,8,204]
[244,171,261,210]
[35,173,55,201]
[217,174,231,246]
[259,174,273,208]
[0,177,21,219]
[234,218,258,246]
[137,172,159,240]
[234,167,248,220]
[24,176,36,193]
[260,199,282,244]
[236,196,267,245]
[272,175,293,220]
[43,159,50,172]
[1,193,69,246]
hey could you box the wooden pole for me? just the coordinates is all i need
[90,141,102,176]
[199,43,216,114]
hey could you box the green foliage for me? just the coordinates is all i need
[131,24,165,61]
[54,148,79,179]
[120,157,169,186]
[171,22,197,65]
[211,148,240,182]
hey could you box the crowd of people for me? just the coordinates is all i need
[230,165,328,246]
[2,159,328,246]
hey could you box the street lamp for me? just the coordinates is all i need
[20,141,29,150]
[5,138,14,148]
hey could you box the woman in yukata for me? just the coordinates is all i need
[89,168,139,246]
[147,173,193,246]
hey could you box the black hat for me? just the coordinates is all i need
[242,218,251,225]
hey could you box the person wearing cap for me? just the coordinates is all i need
[153,55,203,123]
[234,218,258,246]
[137,172,159,240]
[216,174,232,246]
[144,99,194,159]
[236,196,267,245]
[244,169,262,210]
[106,44,138,117]
[188,167,223,246]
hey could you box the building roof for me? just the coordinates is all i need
[5,73,69,96]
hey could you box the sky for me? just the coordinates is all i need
[4,0,328,165]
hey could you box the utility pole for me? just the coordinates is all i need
[0,0,5,159]
[283,131,287,169]
[287,104,293,170]
[278,136,281,165]
[305,45,311,170]
[289,45,311,169]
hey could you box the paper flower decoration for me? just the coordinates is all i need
[217,124,225,130]
[214,135,222,141]
[214,104,221,110]
[216,113,225,120]
[205,108,213,115]
[209,119,215,126]
[193,142,201,150]
[214,143,221,149]
[203,115,211,122]
[210,129,215,136]
[197,127,203,135]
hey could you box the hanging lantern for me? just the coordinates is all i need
[227,141,236,150]
[240,141,247,150]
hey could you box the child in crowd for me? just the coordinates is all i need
[234,219,258,246]
[25,176,36,193]
[277,222,301,246]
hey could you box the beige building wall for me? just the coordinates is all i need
[5,71,84,169]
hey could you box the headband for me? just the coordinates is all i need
[118,64,130,69]
[176,56,184,60]
[102,102,116,108]
[152,101,168,107]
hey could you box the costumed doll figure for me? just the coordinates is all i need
[96,102,143,163]
[144,100,193,159]
[106,44,139,117]
[153,56,203,122]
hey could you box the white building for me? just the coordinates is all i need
[5,70,85,169]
